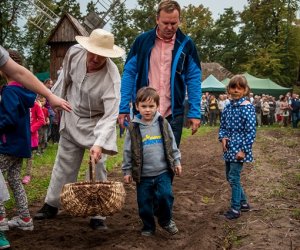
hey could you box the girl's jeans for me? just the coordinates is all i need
[225,162,247,211]
[136,172,174,232]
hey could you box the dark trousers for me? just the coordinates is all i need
[166,115,184,147]
[136,172,174,232]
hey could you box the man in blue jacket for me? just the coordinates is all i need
[118,0,201,146]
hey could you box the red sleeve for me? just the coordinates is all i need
[31,102,46,133]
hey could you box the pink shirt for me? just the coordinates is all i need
[148,31,175,117]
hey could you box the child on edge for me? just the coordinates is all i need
[0,171,10,249]
[122,87,182,236]
[23,98,45,184]
[219,75,256,220]
[0,49,36,231]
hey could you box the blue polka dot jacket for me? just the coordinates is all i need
[219,97,256,162]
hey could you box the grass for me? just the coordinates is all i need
[5,126,214,211]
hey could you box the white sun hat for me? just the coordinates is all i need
[75,29,125,58]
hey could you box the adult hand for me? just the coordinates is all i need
[48,93,72,112]
[90,145,102,164]
[188,118,201,135]
[221,138,229,152]
[118,114,130,129]
[175,165,182,176]
[123,175,132,184]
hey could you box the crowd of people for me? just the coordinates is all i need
[0,0,299,248]
[200,92,300,128]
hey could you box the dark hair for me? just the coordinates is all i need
[44,78,52,85]
[136,87,160,106]
[227,75,250,96]
[157,0,181,17]
[7,49,23,66]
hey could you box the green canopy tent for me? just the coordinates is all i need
[222,73,291,97]
[202,74,226,93]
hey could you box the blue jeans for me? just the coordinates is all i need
[166,115,184,147]
[136,172,174,232]
[225,162,247,211]
[291,111,300,128]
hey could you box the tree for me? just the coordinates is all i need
[111,1,139,55]
[130,0,161,33]
[0,1,27,52]
[239,0,300,85]
[203,7,239,71]
[54,0,82,21]
[180,4,214,62]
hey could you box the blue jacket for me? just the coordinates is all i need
[0,83,36,158]
[120,28,202,119]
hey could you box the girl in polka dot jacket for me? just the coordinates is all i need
[219,75,256,220]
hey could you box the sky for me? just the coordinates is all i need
[78,0,249,28]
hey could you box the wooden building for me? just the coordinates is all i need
[47,13,89,80]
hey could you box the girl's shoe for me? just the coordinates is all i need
[0,218,8,231]
[8,216,34,231]
[241,203,250,212]
[224,209,241,220]
[0,231,10,249]
[22,176,31,185]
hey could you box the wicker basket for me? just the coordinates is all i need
[60,159,126,217]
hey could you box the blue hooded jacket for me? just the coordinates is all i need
[120,28,201,119]
[0,83,36,158]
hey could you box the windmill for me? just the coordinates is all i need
[27,0,127,33]
[83,0,127,32]
[27,0,59,32]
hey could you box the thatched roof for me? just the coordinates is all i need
[201,62,233,81]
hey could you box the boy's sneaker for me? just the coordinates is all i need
[0,231,10,249]
[241,203,250,212]
[22,175,31,185]
[141,230,154,237]
[8,216,34,231]
[161,220,178,235]
[224,209,241,220]
[0,218,8,231]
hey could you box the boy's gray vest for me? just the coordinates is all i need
[128,116,175,183]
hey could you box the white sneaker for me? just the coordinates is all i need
[8,216,34,231]
[0,217,8,231]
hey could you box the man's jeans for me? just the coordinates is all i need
[136,172,174,232]
[225,162,247,211]
[166,115,184,147]
[291,111,300,128]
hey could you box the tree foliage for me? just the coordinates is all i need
[4,0,300,87]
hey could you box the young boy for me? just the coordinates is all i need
[219,75,256,220]
[122,87,182,236]
[0,49,36,230]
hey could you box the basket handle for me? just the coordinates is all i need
[89,157,96,183]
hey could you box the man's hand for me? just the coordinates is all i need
[123,175,132,184]
[175,165,182,176]
[221,138,229,152]
[48,93,72,112]
[188,118,201,135]
[118,114,130,129]
[90,145,102,164]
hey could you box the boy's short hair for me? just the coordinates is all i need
[136,87,160,106]
[7,49,23,66]
[157,0,181,17]
[227,75,250,96]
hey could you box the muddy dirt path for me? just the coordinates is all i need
[7,128,300,249]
